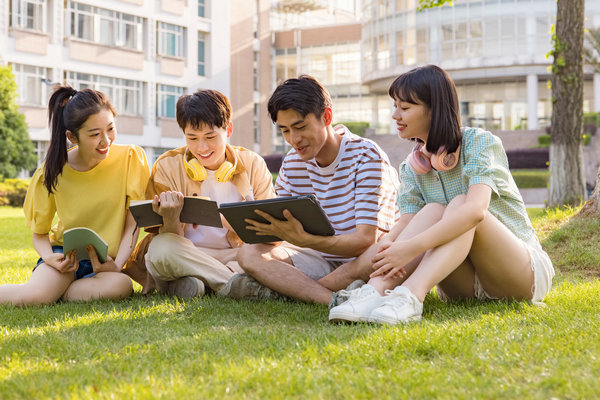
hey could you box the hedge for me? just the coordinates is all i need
[0,178,30,207]
[506,148,548,169]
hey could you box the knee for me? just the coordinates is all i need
[109,273,133,298]
[146,233,180,267]
[237,244,277,274]
[236,244,260,273]
[95,273,133,300]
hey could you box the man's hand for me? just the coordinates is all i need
[245,209,309,246]
[152,191,185,235]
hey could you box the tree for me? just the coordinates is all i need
[547,0,586,207]
[578,27,600,216]
[0,64,36,179]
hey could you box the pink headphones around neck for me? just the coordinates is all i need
[408,143,461,175]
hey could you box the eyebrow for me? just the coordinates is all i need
[185,130,216,136]
[86,122,113,133]
[277,118,304,129]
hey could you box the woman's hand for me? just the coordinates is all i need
[44,251,78,273]
[86,245,120,273]
[370,240,417,280]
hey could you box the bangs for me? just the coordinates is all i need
[388,73,427,105]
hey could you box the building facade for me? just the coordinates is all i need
[361,0,600,134]
[2,0,230,167]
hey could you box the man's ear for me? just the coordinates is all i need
[226,121,233,138]
[66,130,77,144]
[322,108,333,126]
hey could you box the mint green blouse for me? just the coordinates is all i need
[398,127,536,242]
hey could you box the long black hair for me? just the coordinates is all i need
[388,65,462,154]
[44,86,116,193]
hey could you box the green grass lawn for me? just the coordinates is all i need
[511,169,549,189]
[1,206,599,399]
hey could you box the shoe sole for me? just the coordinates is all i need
[328,310,370,324]
[367,314,421,325]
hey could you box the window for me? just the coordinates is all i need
[66,72,143,116]
[11,63,49,106]
[198,33,205,76]
[158,22,184,58]
[68,2,142,50]
[198,0,205,18]
[253,103,260,144]
[33,140,48,168]
[157,85,183,118]
[10,0,46,31]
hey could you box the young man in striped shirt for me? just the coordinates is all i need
[223,75,400,304]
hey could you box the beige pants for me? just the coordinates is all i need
[145,233,243,293]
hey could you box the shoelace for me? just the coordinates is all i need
[339,285,375,300]
[382,289,412,305]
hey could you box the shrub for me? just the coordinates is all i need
[537,134,551,148]
[506,148,549,169]
[0,178,30,207]
[335,121,370,137]
[583,112,600,135]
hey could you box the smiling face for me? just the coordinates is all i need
[276,108,339,166]
[67,108,116,168]
[185,122,232,170]
[391,98,432,143]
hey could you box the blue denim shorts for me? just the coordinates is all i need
[35,245,96,280]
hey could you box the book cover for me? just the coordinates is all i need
[129,197,223,228]
[218,195,335,244]
[63,227,109,263]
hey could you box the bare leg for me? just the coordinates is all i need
[63,272,133,301]
[403,195,533,301]
[368,203,446,294]
[0,264,74,306]
[237,244,332,304]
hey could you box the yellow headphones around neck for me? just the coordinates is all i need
[184,147,237,183]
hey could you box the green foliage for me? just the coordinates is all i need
[335,121,369,137]
[511,169,549,188]
[537,134,551,148]
[0,65,36,179]
[0,178,30,206]
[584,28,600,73]
[1,207,600,398]
[417,0,453,11]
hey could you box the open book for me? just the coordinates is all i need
[63,227,108,263]
[129,197,223,228]
[218,195,335,244]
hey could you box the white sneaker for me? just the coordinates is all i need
[329,284,383,323]
[368,286,423,324]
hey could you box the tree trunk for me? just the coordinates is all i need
[548,0,586,207]
[578,166,600,217]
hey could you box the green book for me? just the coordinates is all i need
[63,227,108,263]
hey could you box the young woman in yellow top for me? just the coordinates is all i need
[0,86,149,306]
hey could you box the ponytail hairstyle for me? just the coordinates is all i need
[44,86,116,193]
[388,65,462,155]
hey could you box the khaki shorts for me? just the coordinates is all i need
[438,236,555,303]
[278,242,343,280]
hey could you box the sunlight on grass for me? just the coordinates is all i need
[1,205,599,399]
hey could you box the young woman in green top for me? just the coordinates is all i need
[329,65,554,324]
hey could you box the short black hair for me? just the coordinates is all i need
[176,89,231,131]
[389,65,461,154]
[267,75,332,123]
